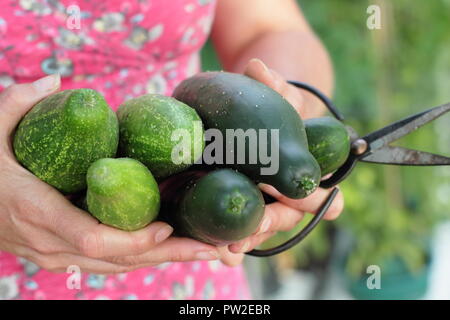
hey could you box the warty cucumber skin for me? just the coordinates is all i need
[162,169,265,246]
[86,158,160,231]
[117,94,205,179]
[304,117,351,176]
[173,72,321,199]
[13,89,119,194]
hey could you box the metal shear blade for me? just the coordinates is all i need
[360,102,450,165]
[320,102,450,188]
[361,146,450,165]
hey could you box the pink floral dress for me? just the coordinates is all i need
[0,0,251,300]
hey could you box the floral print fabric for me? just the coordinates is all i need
[0,0,214,109]
[0,0,251,300]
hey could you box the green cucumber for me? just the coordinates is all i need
[173,72,321,199]
[117,94,204,180]
[13,89,119,193]
[160,169,265,245]
[304,117,350,176]
[86,158,160,231]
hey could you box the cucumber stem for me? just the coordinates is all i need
[227,192,247,214]
[297,177,317,196]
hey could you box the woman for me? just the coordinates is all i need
[0,0,343,299]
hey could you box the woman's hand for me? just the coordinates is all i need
[225,59,344,255]
[0,75,221,274]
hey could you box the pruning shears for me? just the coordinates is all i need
[247,80,450,257]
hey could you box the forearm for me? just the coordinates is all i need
[225,30,334,118]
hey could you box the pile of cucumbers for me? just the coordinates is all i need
[12,72,350,246]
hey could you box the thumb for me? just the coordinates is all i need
[0,74,61,137]
[244,59,305,116]
[243,58,285,92]
[218,246,245,267]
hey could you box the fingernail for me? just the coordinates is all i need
[237,241,250,253]
[33,74,60,93]
[195,250,220,260]
[154,226,173,244]
[249,58,271,75]
[257,216,271,235]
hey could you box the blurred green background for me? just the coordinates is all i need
[202,0,450,299]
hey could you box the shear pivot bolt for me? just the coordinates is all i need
[351,139,368,155]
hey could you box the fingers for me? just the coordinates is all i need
[7,204,220,272]
[259,183,344,220]
[76,222,174,259]
[229,232,276,254]
[228,184,345,254]
[105,237,220,266]
[282,83,306,116]
[218,246,245,267]
[11,211,219,270]
[26,238,219,274]
[243,58,305,115]
[30,203,219,266]
[244,58,284,92]
[229,202,305,254]
[7,168,217,267]
[0,74,61,140]
[258,202,305,233]
[38,198,175,258]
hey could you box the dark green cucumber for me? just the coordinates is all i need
[117,94,204,180]
[160,169,265,245]
[13,89,119,193]
[86,158,160,231]
[173,72,321,199]
[304,117,350,176]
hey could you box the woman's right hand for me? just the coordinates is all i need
[0,75,220,274]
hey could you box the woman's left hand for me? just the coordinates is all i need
[220,59,344,265]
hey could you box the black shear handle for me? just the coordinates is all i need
[246,80,342,257]
[287,80,345,121]
[247,188,339,257]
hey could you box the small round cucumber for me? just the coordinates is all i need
[304,117,351,176]
[117,94,204,180]
[86,158,160,231]
[162,169,265,245]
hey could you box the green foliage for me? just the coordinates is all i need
[201,39,222,71]
[300,0,450,276]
